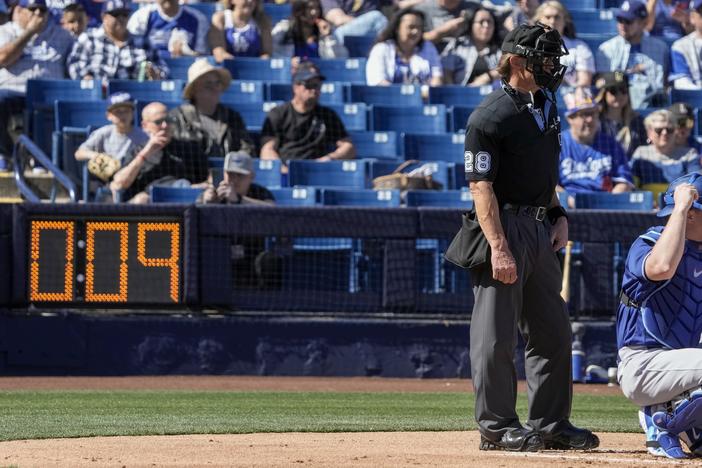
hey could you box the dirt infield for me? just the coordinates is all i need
[0,376,686,467]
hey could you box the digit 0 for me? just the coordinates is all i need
[137,223,180,302]
[85,222,129,302]
[29,220,74,302]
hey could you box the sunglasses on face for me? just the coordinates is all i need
[652,127,674,135]
[617,18,632,25]
[298,80,322,90]
[149,116,174,126]
[27,6,48,13]
[607,86,628,96]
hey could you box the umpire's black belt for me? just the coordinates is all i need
[502,203,547,222]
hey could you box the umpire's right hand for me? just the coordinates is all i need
[491,245,517,284]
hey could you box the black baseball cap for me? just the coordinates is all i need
[668,102,694,128]
[594,71,629,90]
[292,62,326,83]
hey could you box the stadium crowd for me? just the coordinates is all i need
[1,0,702,204]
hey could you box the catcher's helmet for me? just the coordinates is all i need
[501,23,569,93]
[658,172,702,217]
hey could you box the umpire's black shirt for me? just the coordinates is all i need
[464,84,561,207]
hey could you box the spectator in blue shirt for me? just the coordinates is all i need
[596,0,669,109]
[645,0,693,41]
[127,0,209,57]
[558,88,634,201]
[0,0,73,169]
[670,0,702,89]
[209,0,272,62]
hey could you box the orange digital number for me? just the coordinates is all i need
[85,222,129,302]
[29,220,74,302]
[137,223,180,302]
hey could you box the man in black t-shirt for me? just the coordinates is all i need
[260,62,355,170]
[446,24,598,452]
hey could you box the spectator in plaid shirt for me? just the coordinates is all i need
[67,0,168,81]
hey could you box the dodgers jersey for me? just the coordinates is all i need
[223,10,262,57]
[559,130,633,193]
[617,226,702,350]
[127,4,208,56]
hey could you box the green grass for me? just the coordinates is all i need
[0,391,640,441]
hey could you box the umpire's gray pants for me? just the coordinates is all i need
[469,211,572,441]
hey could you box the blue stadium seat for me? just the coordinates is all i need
[263,3,291,25]
[186,2,218,18]
[269,187,317,205]
[371,105,447,134]
[428,85,492,107]
[221,101,282,131]
[268,81,347,104]
[26,79,103,155]
[403,133,464,164]
[449,106,474,132]
[220,80,266,104]
[163,56,199,80]
[326,103,368,131]
[27,79,103,109]
[310,58,367,84]
[288,160,368,188]
[573,191,654,210]
[348,131,401,160]
[369,160,454,190]
[54,101,109,131]
[223,58,291,82]
[107,80,184,102]
[343,35,376,58]
[253,159,282,188]
[671,89,702,109]
[150,185,204,203]
[405,189,473,208]
[562,0,597,9]
[350,84,423,107]
[571,9,617,35]
[321,188,400,206]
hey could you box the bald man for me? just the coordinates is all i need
[110,102,190,203]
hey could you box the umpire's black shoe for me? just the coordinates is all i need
[543,421,599,450]
[479,427,545,452]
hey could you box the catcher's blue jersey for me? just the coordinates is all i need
[617,226,702,350]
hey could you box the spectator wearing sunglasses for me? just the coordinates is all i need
[670,0,702,89]
[596,0,669,109]
[67,0,168,81]
[0,0,73,170]
[594,71,646,158]
[169,59,253,184]
[111,102,203,204]
[668,102,700,153]
[630,110,701,195]
[260,61,355,169]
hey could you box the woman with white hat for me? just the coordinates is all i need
[169,59,254,160]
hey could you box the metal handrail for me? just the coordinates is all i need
[12,134,78,203]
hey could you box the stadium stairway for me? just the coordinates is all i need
[0,169,72,203]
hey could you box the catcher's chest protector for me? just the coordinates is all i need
[643,246,702,349]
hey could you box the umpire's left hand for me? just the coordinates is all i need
[550,216,568,251]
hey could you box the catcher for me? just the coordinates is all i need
[75,92,148,199]
[616,171,702,459]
